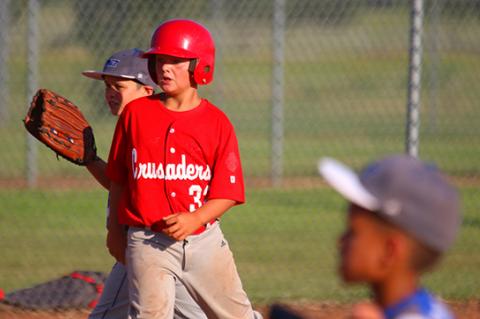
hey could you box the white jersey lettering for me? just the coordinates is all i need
[132,148,211,181]
[132,148,138,179]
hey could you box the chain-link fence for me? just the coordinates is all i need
[0,0,479,310]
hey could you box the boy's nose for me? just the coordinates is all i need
[161,63,172,71]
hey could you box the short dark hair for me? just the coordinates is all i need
[409,239,442,273]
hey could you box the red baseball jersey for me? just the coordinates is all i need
[106,95,245,229]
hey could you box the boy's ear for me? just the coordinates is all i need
[383,233,409,269]
[383,237,398,267]
[144,85,155,96]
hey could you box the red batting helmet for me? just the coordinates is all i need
[144,19,215,85]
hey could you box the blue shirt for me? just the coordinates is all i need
[384,288,454,319]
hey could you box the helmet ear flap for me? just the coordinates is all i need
[147,57,158,84]
[193,58,214,85]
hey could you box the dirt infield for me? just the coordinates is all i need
[1,300,479,318]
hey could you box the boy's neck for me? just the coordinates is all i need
[163,89,202,112]
[372,272,419,309]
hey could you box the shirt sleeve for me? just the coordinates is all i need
[106,111,128,184]
[207,117,245,204]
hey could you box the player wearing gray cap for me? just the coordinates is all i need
[81,48,207,319]
[318,154,460,319]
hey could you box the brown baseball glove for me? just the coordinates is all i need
[23,88,97,166]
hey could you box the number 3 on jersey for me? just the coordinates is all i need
[189,185,209,212]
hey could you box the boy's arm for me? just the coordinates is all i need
[106,181,127,264]
[163,199,235,241]
[86,158,110,190]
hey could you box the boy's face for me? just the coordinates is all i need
[338,204,389,283]
[103,76,150,116]
[155,55,194,95]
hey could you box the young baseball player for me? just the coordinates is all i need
[81,48,207,319]
[318,154,461,319]
[106,19,262,319]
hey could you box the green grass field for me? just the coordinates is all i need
[0,186,478,303]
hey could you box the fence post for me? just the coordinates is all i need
[405,0,424,158]
[211,0,225,108]
[0,0,10,126]
[26,0,39,187]
[425,0,443,134]
[271,0,285,186]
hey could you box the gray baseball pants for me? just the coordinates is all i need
[126,221,262,319]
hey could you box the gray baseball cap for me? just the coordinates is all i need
[82,48,156,88]
[318,154,461,253]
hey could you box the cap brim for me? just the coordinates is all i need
[318,158,380,211]
[81,70,104,80]
[82,70,137,81]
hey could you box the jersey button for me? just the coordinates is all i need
[170,147,176,154]
[169,128,175,134]
[171,192,176,197]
